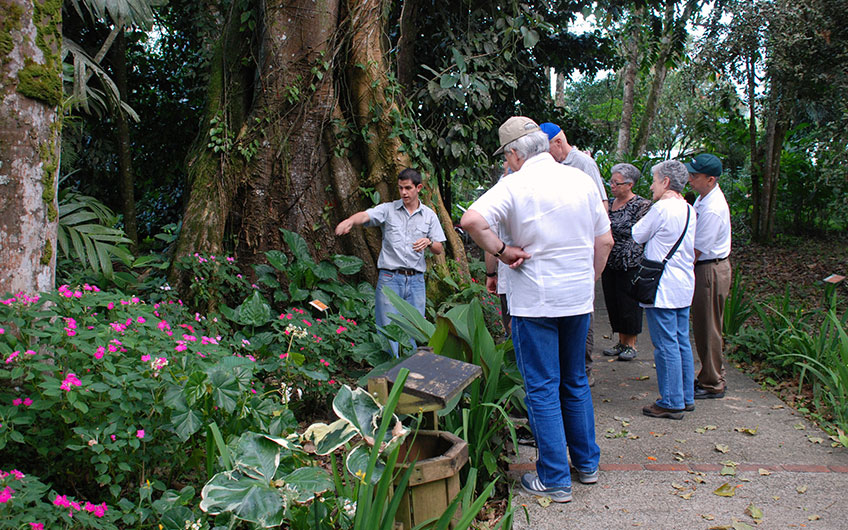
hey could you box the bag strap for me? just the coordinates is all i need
[662,206,690,265]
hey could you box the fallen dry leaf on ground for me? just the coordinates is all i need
[744,503,764,521]
[713,483,737,497]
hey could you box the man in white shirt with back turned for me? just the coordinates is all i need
[462,116,613,503]
[686,154,732,399]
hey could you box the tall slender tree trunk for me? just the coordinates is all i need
[631,61,668,158]
[554,70,565,107]
[397,0,418,93]
[746,52,761,235]
[112,29,138,249]
[0,0,62,295]
[757,95,789,242]
[615,10,642,160]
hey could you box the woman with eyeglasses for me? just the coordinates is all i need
[601,163,651,361]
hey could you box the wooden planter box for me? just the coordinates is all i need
[394,430,468,530]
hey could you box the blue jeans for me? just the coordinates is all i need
[645,307,695,410]
[512,314,599,489]
[375,270,425,356]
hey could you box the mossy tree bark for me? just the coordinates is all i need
[170,0,467,292]
[0,0,62,296]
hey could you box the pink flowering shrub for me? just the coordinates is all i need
[0,469,121,529]
[0,286,289,525]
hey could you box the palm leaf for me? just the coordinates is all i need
[67,0,160,29]
[58,190,134,278]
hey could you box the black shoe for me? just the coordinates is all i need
[684,403,695,411]
[694,386,725,399]
[602,343,624,357]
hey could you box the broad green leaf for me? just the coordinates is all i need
[207,369,240,413]
[265,250,288,270]
[183,372,208,406]
[200,470,286,527]
[345,444,385,485]
[440,74,458,89]
[238,291,271,327]
[280,229,313,263]
[302,419,358,455]
[171,407,203,441]
[158,507,194,530]
[332,255,363,275]
[313,261,337,281]
[233,432,281,481]
[283,467,333,502]
[332,385,382,439]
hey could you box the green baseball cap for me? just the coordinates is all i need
[684,154,723,177]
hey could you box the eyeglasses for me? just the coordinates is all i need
[609,180,630,187]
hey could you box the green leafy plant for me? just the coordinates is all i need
[57,188,134,278]
[723,269,755,336]
[381,289,522,487]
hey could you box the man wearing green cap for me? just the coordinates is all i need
[685,154,731,399]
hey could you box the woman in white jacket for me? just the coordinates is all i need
[631,160,697,420]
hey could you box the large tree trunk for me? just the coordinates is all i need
[171,0,466,292]
[111,29,139,249]
[396,0,418,93]
[631,61,668,158]
[0,0,62,296]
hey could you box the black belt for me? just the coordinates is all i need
[696,256,729,266]
[381,268,421,276]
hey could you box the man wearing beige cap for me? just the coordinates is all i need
[461,116,613,503]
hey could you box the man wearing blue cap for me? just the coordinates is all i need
[685,154,731,399]
[540,122,607,385]
[539,122,608,209]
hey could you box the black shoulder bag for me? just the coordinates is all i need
[626,206,690,305]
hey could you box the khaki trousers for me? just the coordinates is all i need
[692,259,732,392]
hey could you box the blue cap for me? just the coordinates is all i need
[539,122,562,141]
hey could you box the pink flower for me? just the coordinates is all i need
[0,486,13,503]
[336,326,347,334]
[141,354,151,362]
[302,319,312,327]
[54,494,70,507]
[30,523,44,530]
[23,398,32,406]
[136,429,145,439]
[183,334,197,342]
[12,398,22,406]
[4,351,19,364]
[107,302,115,310]
[60,373,82,392]
[0,327,4,334]
[329,379,337,385]
[279,353,288,359]
[25,349,36,356]
[174,342,187,352]
[110,434,116,441]
[10,470,24,480]
[94,346,106,359]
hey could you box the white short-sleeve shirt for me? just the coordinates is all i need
[631,198,697,309]
[692,185,731,261]
[469,152,610,318]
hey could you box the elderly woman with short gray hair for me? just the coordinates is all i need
[631,160,697,420]
[601,163,651,361]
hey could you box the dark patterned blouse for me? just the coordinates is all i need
[607,195,652,270]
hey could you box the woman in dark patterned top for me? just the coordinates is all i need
[601,163,651,361]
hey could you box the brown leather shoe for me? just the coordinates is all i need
[642,403,684,420]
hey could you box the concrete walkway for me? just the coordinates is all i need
[508,290,848,529]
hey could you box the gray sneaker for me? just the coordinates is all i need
[602,343,624,357]
[617,346,637,361]
[521,473,572,502]
[574,467,599,484]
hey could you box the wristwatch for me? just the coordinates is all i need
[493,241,506,257]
